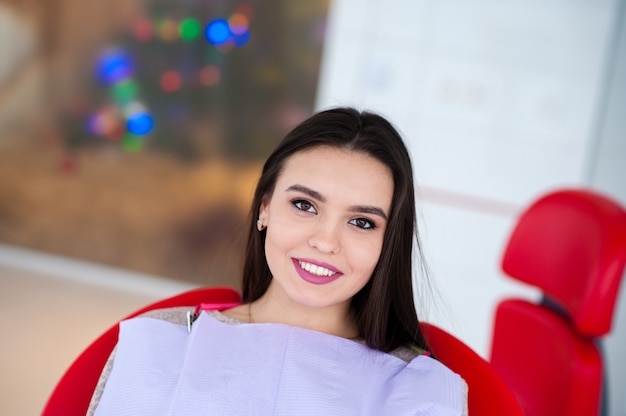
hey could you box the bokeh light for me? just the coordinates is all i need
[122,101,148,118]
[159,19,179,42]
[132,17,153,41]
[199,65,221,86]
[160,70,182,92]
[127,112,154,135]
[87,3,257,152]
[228,13,249,35]
[229,13,250,46]
[232,31,250,47]
[87,106,123,140]
[179,18,202,41]
[205,19,231,45]
[121,133,144,153]
[86,113,104,136]
[112,79,139,102]
[95,48,133,85]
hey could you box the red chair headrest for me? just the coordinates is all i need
[502,189,626,337]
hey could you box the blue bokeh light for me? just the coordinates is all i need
[232,30,250,47]
[126,112,154,136]
[205,19,231,45]
[95,48,133,85]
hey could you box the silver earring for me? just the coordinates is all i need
[257,219,266,231]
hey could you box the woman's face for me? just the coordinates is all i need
[259,145,394,314]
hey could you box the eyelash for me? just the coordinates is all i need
[290,199,377,230]
[349,218,377,230]
[292,199,316,213]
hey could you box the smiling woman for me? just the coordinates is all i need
[252,146,393,338]
[250,146,393,337]
[89,107,468,416]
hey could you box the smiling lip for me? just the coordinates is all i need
[292,258,343,285]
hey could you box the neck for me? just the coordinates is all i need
[249,283,359,339]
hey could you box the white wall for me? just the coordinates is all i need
[0,4,38,132]
[589,2,626,413]
[316,0,625,414]
[0,5,35,88]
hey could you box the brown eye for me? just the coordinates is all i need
[349,218,376,230]
[292,199,317,213]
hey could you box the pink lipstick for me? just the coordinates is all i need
[292,258,343,285]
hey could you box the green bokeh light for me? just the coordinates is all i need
[179,18,202,41]
[112,79,138,102]
[121,133,144,153]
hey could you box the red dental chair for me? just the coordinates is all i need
[490,189,626,416]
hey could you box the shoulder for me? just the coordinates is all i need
[407,356,468,415]
[140,306,189,325]
[385,345,468,416]
[389,344,426,362]
[413,356,468,416]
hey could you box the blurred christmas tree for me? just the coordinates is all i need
[69,0,328,162]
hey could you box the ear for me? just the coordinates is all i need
[258,197,269,224]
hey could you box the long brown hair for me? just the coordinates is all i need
[242,107,429,353]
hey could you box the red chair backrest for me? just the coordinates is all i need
[501,189,626,336]
[490,300,603,416]
[421,322,525,415]
[42,287,241,416]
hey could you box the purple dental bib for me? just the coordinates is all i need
[95,312,463,415]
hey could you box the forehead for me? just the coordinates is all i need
[276,146,393,207]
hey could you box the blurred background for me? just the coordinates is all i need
[1,0,626,414]
[0,0,327,285]
[0,0,328,413]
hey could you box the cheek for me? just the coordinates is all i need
[349,238,384,279]
[264,217,302,257]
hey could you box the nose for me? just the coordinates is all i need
[308,219,341,254]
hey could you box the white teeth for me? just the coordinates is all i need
[298,260,337,277]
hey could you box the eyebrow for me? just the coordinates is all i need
[285,184,388,220]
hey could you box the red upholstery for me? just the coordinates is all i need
[491,188,626,416]
[491,300,603,416]
[421,322,524,415]
[41,287,241,416]
[501,189,626,336]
